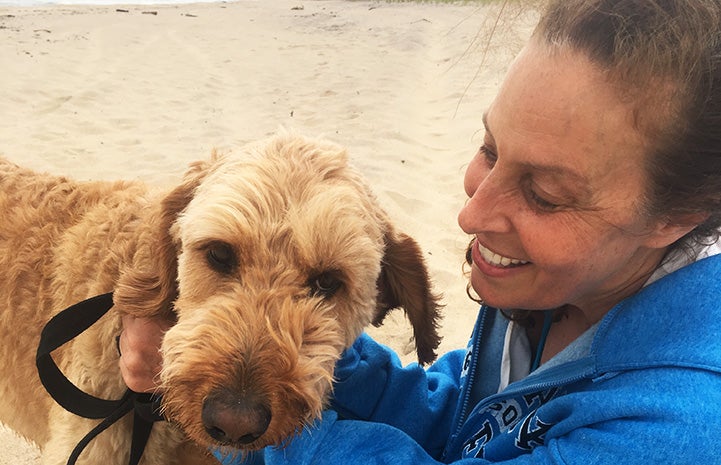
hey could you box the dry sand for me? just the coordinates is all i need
[0,0,535,461]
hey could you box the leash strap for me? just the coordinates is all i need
[35,292,164,465]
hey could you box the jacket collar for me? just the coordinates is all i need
[592,254,721,374]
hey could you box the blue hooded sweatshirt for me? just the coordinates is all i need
[216,254,721,464]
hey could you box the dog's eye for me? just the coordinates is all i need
[308,271,343,299]
[205,242,237,274]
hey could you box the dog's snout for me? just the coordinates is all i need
[202,388,271,446]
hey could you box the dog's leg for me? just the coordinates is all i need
[42,407,211,465]
[41,407,133,465]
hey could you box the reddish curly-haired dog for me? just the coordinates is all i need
[0,133,442,464]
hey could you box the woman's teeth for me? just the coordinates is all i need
[477,242,529,267]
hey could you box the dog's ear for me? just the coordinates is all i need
[114,156,216,318]
[373,229,443,365]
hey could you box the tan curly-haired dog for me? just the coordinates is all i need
[0,133,442,465]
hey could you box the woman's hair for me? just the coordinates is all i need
[534,0,721,251]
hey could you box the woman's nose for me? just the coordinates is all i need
[458,175,512,234]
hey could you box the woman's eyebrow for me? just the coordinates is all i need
[481,112,591,191]
[481,112,493,140]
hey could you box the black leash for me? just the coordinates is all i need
[36,292,165,465]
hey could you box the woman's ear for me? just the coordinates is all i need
[373,228,443,366]
[114,155,218,318]
[644,212,711,249]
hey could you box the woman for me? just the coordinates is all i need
[121,0,721,463]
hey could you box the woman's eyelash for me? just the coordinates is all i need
[479,144,497,167]
[526,186,561,211]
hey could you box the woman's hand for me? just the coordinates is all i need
[118,314,174,393]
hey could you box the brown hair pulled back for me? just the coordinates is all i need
[535,0,721,250]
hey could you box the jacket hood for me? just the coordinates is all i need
[592,254,721,374]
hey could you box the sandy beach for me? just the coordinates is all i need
[0,0,534,461]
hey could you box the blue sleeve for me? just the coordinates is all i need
[214,411,538,465]
[262,411,470,465]
[330,333,466,457]
[214,411,481,465]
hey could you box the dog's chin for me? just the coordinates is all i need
[205,416,311,452]
[209,414,314,458]
[164,387,325,452]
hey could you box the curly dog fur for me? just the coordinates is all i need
[0,133,442,464]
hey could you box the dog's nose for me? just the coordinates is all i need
[202,388,271,445]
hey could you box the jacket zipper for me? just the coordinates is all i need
[441,309,487,461]
[455,309,487,429]
[441,309,597,461]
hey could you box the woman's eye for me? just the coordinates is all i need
[527,188,562,211]
[308,271,343,299]
[206,242,237,274]
[479,144,498,168]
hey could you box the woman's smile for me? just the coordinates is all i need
[472,240,529,268]
[470,239,531,280]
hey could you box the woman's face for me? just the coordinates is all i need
[458,41,677,320]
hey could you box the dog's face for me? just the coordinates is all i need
[116,134,441,451]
